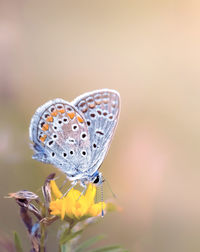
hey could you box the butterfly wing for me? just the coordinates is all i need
[72,89,120,175]
[29,98,92,179]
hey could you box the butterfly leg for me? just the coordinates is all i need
[62,180,77,198]
[78,181,87,200]
[59,178,68,190]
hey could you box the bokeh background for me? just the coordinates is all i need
[1,1,200,251]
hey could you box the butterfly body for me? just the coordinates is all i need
[29,89,120,186]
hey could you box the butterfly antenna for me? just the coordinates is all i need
[101,183,104,217]
[59,178,68,190]
[103,177,117,199]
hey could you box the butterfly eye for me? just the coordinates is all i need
[93,175,99,184]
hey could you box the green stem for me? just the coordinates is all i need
[59,220,77,252]
[69,219,76,231]
[40,221,46,252]
[40,203,47,252]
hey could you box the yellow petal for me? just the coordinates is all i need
[85,183,96,205]
[49,181,108,220]
[88,202,106,217]
[49,199,63,216]
[50,180,62,199]
[61,199,66,220]
[50,199,62,210]
[65,197,74,218]
[73,197,89,218]
[66,188,81,201]
[50,208,61,215]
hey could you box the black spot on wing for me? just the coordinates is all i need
[96,130,104,135]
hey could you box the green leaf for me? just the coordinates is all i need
[106,202,119,212]
[60,229,83,245]
[59,227,70,243]
[75,234,105,252]
[60,243,71,252]
[89,245,125,252]
[14,231,23,252]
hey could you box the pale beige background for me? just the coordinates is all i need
[0,1,200,251]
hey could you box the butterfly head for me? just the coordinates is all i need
[90,171,103,186]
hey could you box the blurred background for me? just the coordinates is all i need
[0,0,200,251]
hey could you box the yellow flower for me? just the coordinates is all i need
[49,180,106,220]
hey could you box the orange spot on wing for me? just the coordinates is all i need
[40,135,47,142]
[81,108,87,113]
[51,110,58,117]
[95,100,101,105]
[46,116,53,122]
[77,115,84,123]
[67,112,75,119]
[58,109,65,114]
[42,124,49,131]
[89,104,95,108]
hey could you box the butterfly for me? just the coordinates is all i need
[29,89,120,191]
